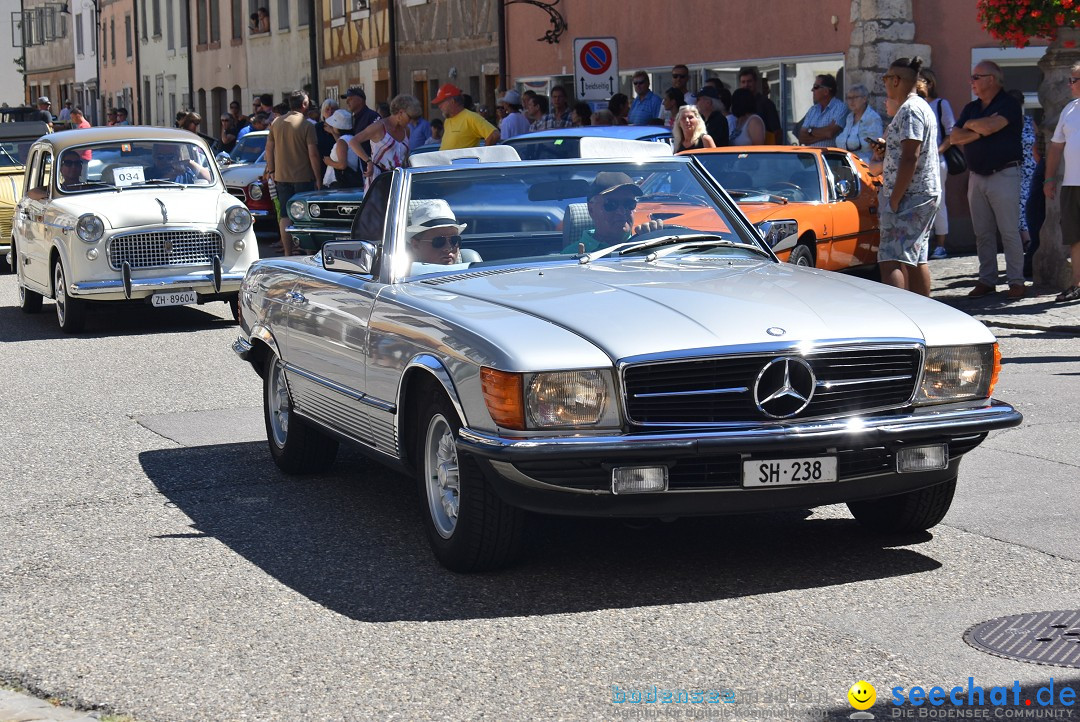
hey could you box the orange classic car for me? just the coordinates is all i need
[680,146,882,271]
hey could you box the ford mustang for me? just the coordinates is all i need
[233,151,1021,572]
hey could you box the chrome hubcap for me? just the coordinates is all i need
[424,413,459,539]
[267,359,290,448]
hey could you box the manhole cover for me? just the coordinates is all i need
[964,610,1080,669]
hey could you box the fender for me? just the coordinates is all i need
[396,354,467,441]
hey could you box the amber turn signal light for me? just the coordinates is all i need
[988,343,1002,398]
[480,367,525,430]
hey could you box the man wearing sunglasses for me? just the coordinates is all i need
[563,172,664,254]
[406,199,468,265]
[798,74,848,147]
[951,61,1026,299]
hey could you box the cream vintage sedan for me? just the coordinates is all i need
[12,126,257,332]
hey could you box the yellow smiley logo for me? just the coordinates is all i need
[848,680,876,710]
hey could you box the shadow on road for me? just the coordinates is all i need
[0,301,234,342]
[140,441,943,623]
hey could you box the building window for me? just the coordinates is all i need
[277,0,288,29]
[209,0,220,42]
[110,17,115,62]
[331,0,344,20]
[179,0,188,48]
[166,0,174,49]
[298,1,309,26]
[196,0,207,44]
[75,12,84,55]
[231,0,243,39]
[125,13,133,58]
[140,0,147,40]
[152,0,161,36]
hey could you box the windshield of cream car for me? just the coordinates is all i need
[55,140,215,193]
[399,160,768,278]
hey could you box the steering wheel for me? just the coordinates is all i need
[763,182,809,201]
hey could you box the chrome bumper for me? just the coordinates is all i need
[286,225,352,237]
[70,271,247,297]
[457,400,1022,462]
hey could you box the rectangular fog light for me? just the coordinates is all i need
[611,466,669,495]
[896,444,949,473]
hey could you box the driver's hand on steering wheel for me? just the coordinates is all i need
[633,219,665,235]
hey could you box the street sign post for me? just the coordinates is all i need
[573,37,618,101]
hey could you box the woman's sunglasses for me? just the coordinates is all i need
[421,234,461,249]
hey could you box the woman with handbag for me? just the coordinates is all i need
[921,69,958,259]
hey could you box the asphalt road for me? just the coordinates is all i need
[1,270,1078,722]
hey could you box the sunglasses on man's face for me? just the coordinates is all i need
[421,234,461,249]
[672,73,688,79]
[812,84,824,90]
[602,197,637,213]
[61,159,83,167]
[971,73,992,81]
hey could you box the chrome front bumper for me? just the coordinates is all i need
[286,225,352,237]
[457,400,1021,462]
[70,271,247,297]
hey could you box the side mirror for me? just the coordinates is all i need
[834,179,851,198]
[322,240,378,275]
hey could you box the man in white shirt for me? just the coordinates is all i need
[1045,61,1080,302]
[498,90,529,140]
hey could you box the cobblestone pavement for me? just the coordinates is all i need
[2,251,1074,722]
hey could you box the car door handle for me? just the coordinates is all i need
[285,291,307,305]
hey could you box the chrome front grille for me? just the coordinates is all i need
[108,230,224,270]
[623,346,922,425]
[311,203,360,221]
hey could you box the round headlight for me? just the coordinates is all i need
[309,203,321,218]
[225,206,252,233]
[247,181,263,201]
[75,214,104,243]
[288,200,306,220]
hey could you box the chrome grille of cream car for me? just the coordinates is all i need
[108,230,224,270]
[623,346,922,425]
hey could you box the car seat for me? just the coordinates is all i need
[562,202,592,250]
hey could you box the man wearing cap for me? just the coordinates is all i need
[432,83,500,151]
[31,97,53,124]
[498,90,529,140]
[561,172,664,254]
[406,199,468,265]
[695,86,731,147]
[341,87,380,169]
[628,71,662,125]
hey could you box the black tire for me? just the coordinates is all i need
[788,243,815,268]
[228,295,240,323]
[53,259,86,333]
[0,247,10,274]
[263,353,338,474]
[415,390,524,572]
[847,476,957,534]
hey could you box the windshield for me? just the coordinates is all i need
[397,160,768,279]
[502,137,584,161]
[57,140,215,193]
[693,152,824,203]
[230,133,266,164]
[0,141,33,168]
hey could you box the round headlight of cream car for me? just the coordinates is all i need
[225,206,253,233]
[247,181,263,201]
[75,214,105,243]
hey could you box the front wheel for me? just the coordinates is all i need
[263,353,338,474]
[416,391,524,572]
[53,259,86,333]
[787,243,815,268]
[847,476,957,534]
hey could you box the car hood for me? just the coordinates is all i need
[221,162,265,186]
[53,189,237,227]
[291,188,364,203]
[422,259,991,361]
[735,201,800,223]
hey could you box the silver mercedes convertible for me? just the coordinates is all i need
[233,150,1022,572]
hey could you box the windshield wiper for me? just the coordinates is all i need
[66,181,122,193]
[580,234,768,264]
[137,179,186,188]
[726,189,788,204]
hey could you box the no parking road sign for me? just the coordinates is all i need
[573,37,618,101]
